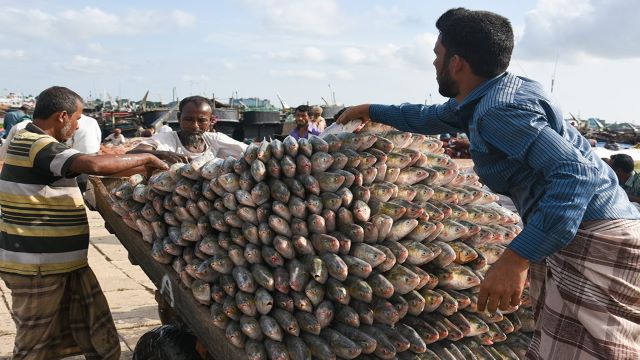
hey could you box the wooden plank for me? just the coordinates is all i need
[89,176,247,360]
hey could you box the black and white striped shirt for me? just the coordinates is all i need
[0,123,88,275]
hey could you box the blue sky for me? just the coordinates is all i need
[1,0,639,122]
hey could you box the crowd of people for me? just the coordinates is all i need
[0,7,639,360]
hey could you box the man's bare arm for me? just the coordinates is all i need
[127,144,189,164]
[69,153,168,176]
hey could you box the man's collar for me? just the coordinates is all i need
[625,171,637,187]
[26,122,46,134]
[454,72,509,111]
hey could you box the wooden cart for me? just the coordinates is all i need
[89,176,246,360]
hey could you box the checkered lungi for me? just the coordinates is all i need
[526,219,640,360]
[1,266,121,360]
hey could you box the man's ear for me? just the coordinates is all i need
[449,54,465,75]
[57,111,67,124]
[176,111,181,121]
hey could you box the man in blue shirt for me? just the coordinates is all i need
[607,153,640,203]
[289,105,321,139]
[339,8,640,359]
[2,104,30,139]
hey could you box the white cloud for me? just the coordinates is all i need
[517,0,640,61]
[268,47,326,62]
[269,69,326,80]
[0,49,25,60]
[182,74,211,82]
[87,42,105,53]
[0,6,195,41]
[336,33,437,71]
[57,55,121,73]
[369,5,425,27]
[241,0,342,36]
[334,70,353,80]
[341,47,370,64]
[392,33,438,69]
[221,60,237,70]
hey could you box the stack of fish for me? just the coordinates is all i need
[107,124,534,360]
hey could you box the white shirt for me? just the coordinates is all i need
[143,131,247,159]
[67,115,102,154]
[104,133,126,146]
[0,119,31,161]
[159,124,173,133]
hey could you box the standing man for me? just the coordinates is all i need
[2,104,30,139]
[289,105,320,140]
[310,105,326,132]
[128,95,247,163]
[338,8,640,359]
[103,128,126,146]
[67,114,103,193]
[158,120,173,133]
[0,86,168,359]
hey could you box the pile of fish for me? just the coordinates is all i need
[107,123,534,360]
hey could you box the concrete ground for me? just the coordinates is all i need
[0,209,162,359]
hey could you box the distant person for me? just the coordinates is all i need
[104,128,126,146]
[2,104,31,139]
[604,140,620,150]
[310,105,326,132]
[0,117,32,160]
[128,95,248,163]
[608,153,640,202]
[159,121,172,133]
[67,114,102,192]
[289,105,320,140]
[0,86,167,360]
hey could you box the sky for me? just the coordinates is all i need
[1,0,639,123]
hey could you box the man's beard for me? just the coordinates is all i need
[437,60,459,98]
[60,120,75,141]
[184,132,204,147]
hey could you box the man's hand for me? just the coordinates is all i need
[477,248,529,313]
[336,104,372,129]
[144,154,169,179]
[153,151,190,165]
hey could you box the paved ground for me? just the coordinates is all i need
[0,209,162,359]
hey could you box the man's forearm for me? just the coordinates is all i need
[70,153,157,176]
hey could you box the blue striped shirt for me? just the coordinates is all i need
[369,72,640,262]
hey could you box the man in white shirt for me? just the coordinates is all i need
[128,96,247,163]
[103,128,126,146]
[158,121,172,133]
[67,115,102,192]
[68,115,102,154]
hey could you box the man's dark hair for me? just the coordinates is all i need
[295,105,311,115]
[610,154,635,173]
[178,96,212,113]
[32,86,83,120]
[436,8,513,78]
[19,104,29,112]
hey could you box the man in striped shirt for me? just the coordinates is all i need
[0,86,168,359]
[339,8,640,359]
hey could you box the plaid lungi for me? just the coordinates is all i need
[1,266,121,360]
[527,219,640,360]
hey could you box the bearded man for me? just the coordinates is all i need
[338,8,640,359]
[129,96,247,163]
